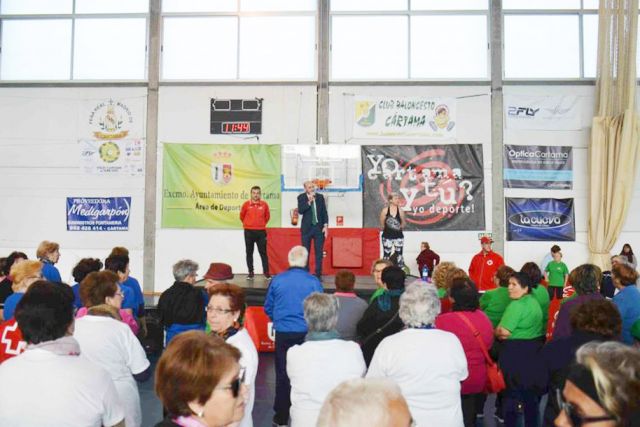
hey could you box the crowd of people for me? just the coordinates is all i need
[0,239,639,427]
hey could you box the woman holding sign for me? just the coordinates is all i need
[379,192,405,268]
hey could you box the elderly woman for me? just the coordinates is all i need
[356,265,406,365]
[105,254,138,317]
[206,283,258,427]
[480,265,516,328]
[435,278,494,427]
[379,192,405,267]
[0,281,125,427]
[367,282,467,426]
[431,262,459,313]
[287,293,366,426]
[611,263,640,344]
[541,299,622,425]
[520,262,550,337]
[553,264,604,339]
[495,272,545,427]
[78,271,138,334]
[157,259,207,345]
[155,331,248,427]
[36,240,62,282]
[333,270,368,341]
[70,258,103,309]
[317,378,412,427]
[2,260,42,320]
[0,251,27,304]
[555,341,640,426]
[369,259,393,303]
[109,247,145,317]
[74,298,151,427]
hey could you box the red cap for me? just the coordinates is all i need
[480,236,493,244]
[203,263,234,281]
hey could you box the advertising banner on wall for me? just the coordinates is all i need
[79,139,144,175]
[66,197,131,231]
[503,145,573,189]
[162,144,281,229]
[504,94,582,131]
[353,96,457,139]
[506,198,575,241]
[362,145,485,231]
[79,97,146,176]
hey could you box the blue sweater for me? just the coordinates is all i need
[121,276,145,316]
[41,261,61,283]
[264,267,323,333]
[613,285,640,344]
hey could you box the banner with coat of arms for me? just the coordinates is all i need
[162,144,282,229]
[78,97,146,175]
[352,96,457,139]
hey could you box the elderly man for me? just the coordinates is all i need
[157,259,206,345]
[316,378,413,427]
[264,246,323,427]
[297,180,328,278]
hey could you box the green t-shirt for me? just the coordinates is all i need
[499,294,543,339]
[480,287,511,328]
[531,285,550,336]
[546,261,569,287]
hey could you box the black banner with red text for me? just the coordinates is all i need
[362,145,485,231]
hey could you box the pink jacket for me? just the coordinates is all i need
[435,310,494,394]
[75,307,139,335]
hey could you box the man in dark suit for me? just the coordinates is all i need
[297,180,328,278]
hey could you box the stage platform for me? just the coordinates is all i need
[145,273,411,307]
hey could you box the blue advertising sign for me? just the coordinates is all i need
[506,198,575,241]
[504,145,573,189]
[66,197,131,231]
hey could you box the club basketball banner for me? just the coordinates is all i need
[162,144,281,229]
[504,94,582,131]
[506,198,575,241]
[504,145,573,189]
[353,96,457,139]
[362,145,485,231]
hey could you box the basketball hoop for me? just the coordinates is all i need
[312,178,332,190]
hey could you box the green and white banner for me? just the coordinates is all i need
[162,144,281,229]
[353,96,457,139]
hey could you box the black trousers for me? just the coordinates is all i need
[548,286,563,300]
[244,229,269,274]
[273,331,306,424]
[461,393,485,427]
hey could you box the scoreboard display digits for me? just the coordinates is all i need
[210,99,263,135]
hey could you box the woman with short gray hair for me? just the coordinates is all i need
[286,293,366,427]
[367,282,468,427]
[157,259,206,345]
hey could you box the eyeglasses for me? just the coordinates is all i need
[206,306,234,315]
[216,368,246,398]
[556,389,616,426]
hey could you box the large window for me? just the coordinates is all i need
[330,1,489,80]
[0,1,148,81]
[503,2,597,79]
[161,1,316,80]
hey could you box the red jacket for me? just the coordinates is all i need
[240,200,270,230]
[468,250,504,291]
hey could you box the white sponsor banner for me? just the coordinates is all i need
[505,94,582,131]
[352,96,457,139]
[79,139,144,176]
[79,97,146,140]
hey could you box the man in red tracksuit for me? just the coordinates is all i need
[468,236,504,291]
[240,185,271,279]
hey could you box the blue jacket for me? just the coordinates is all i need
[613,285,640,344]
[297,192,328,234]
[41,261,61,283]
[264,267,323,333]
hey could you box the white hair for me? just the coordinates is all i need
[172,259,198,282]
[304,293,338,332]
[316,378,406,427]
[288,245,308,268]
[399,282,441,328]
